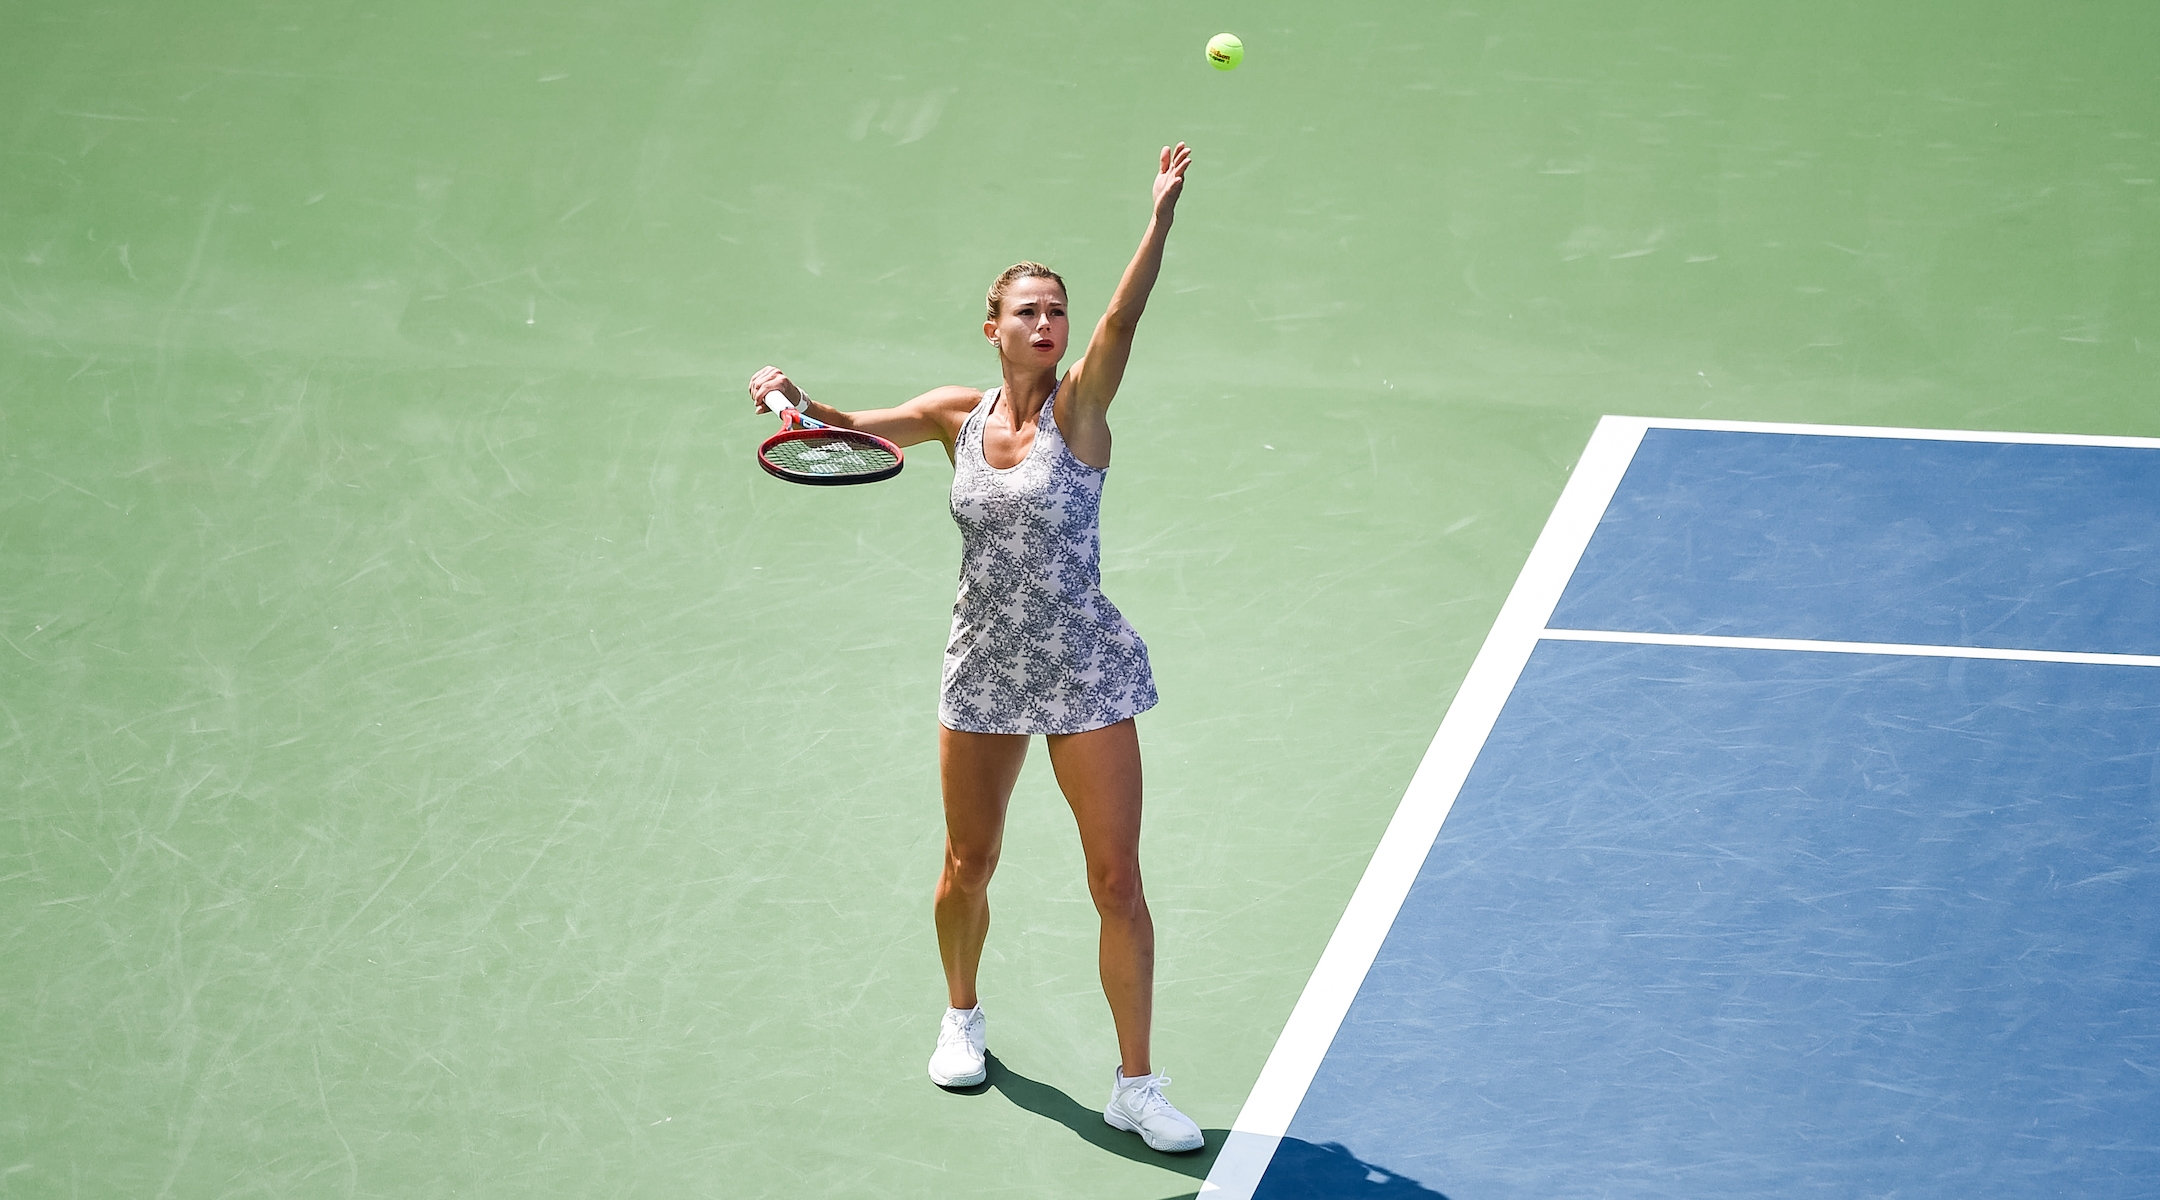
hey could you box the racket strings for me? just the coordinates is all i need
[763,433,899,478]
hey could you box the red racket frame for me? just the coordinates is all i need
[756,424,905,486]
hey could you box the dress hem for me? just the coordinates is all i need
[936,695,1158,737]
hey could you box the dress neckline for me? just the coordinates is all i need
[979,383,1057,474]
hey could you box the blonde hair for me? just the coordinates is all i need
[986,261,1066,321]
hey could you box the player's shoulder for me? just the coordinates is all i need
[912,385,986,415]
[896,385,984,441]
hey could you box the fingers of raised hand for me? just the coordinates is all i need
[1159,143,1191,183]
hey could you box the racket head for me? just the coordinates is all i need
[757,426,905,486]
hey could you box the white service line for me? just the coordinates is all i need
[1540,627,2160,669]
[1198,415,1648,1199]
[1593,414,2160,450]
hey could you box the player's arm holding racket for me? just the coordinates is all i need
[1057,142,1191,465]
[747,366,976,446]
[748,368,980,459]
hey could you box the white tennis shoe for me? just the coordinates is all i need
[927,1006,987,1088]
[1103,1068,1204,1153]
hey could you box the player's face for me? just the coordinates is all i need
[986,278,1069,368]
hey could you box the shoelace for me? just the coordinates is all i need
[940,1013,979,1049]
[1122,1074,1175,1115]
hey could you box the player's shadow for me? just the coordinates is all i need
[962,1052,1220,1178]
[974,1053,1447,1197]
[1191,1137,1454,1198]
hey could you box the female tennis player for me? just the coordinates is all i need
[745,143,1201,1153]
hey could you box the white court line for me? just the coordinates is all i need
[1199,415,1648,1198]
[1200,415,2160,1198]
[1594,414,2160,449]
[1541,628,2160,669]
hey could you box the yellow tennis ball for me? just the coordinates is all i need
[1206,33,1243,71]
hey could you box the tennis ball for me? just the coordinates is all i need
[1206,33,1243,71]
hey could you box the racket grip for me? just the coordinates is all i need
[760,386,829,429]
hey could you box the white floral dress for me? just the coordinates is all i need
[939,386,1159,735]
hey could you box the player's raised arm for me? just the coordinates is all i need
[1062,143,1191,419]
[748,366,979,459]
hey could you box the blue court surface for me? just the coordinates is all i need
[1203,418,2160,1199]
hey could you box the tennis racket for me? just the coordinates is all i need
[756,391,904,486]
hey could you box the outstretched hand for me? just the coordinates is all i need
[1152,143,1191,223]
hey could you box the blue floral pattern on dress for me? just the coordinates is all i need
[940,386,1159,735]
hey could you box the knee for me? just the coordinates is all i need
[1088,863,1147,922]
[941,845,998,895]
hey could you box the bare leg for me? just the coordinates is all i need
[1046,718,1154,1078]
[936,726,1030,1010]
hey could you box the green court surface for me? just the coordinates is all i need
[2,2,2153,1197]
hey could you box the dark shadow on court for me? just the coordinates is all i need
[1151,1136,1451,1199]
[1245,1138,1450,1198]
[975,1054,1446,1197]
[973,1052,1222,1178]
